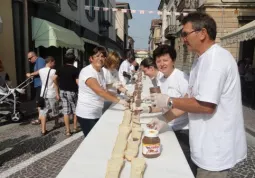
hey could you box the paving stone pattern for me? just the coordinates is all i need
[7,137,83,178]
[0,117,78,173]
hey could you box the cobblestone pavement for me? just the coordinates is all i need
[227,145,255,178]
[0,116,79,173]
[7,137,83,178]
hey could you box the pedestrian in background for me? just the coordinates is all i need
[27,51,45,125]
[39,56,60,136]
[54,53,80,136]
[149,12,247,178]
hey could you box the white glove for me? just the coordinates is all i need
[118,99,129,107]
[147,117,167,131]
[134,106,150,114]
[112,82,122,89]
[151,93,170,108]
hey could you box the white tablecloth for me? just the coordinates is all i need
[57,77,194,178]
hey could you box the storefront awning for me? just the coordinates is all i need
[221,20,255,46]
[32,17,84,51]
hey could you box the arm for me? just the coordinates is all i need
[86,78,119,103]
[172,97,216,114]
[52,75,59,100]
[163,108,186,122]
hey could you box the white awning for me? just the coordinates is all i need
[32,17,84,51]
[221,20,255,46]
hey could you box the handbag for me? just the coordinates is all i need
[37,69,51,108]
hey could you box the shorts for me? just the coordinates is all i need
[39,98,59,117]
[60,90,77,115]
[35,87,41,104]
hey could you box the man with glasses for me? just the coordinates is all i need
[26,51,45,125]
[149,12,247,178]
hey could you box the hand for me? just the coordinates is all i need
[26,73,31,78]
[134,106,150,114]
[125,90,133,97]
[56,94,60,101]
[147,118,167,131]
[112,82,122,89]
[118,99,129,107]
[118,86,127,93]
[151,93,170,108]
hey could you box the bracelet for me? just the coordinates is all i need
[148,106,152,113]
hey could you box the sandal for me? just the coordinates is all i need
[41,130,48,136]
[73,128,81,133]
[31,119,41,125]
[65,131,72,137]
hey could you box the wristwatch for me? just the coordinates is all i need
[167,98,173,109]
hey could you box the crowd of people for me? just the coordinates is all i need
[0,11,247,178]
[25,47,138,137]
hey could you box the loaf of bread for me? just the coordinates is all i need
[105,158,124,178]
[131,128,143,141]
[130,158,146,178]
[125,140,140,161]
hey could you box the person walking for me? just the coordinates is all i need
[118,51,135,85]
[149,12,247,178]
[27,51,45,125]
[54,53,80,136]
[38,56,60,136]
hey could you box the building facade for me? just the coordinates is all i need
[1,0,128,89]
[158,0,255,75]
[148,19,162,56]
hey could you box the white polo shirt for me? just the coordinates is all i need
[188,44,247,171]
[159,68,189,131]
[76,64,106,119]
[118,60,131,85]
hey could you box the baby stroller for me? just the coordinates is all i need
[0,77,33,122]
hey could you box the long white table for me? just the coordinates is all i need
[57,77,194,178]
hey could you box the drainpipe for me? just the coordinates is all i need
[23,0,31,99]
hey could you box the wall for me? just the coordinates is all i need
[116,11,124,41]
[0,0,17,85]
[59,0,116,41]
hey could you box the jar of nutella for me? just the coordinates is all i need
[142,129,161,158]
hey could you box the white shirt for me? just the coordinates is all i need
[188,44,247,171]
[76,65,106,119]
[159,69,189,131]
[118,60,132,85]
[103,67,119,94]
[151,71,164,87]
[39,67,56,98]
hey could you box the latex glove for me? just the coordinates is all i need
[151,93,170,108]
[162,107,169,114]
[112,82,122,89]
[147,118,167,131]
[125,90,133,97]
[118,99,129,107]
[134,106,150,114]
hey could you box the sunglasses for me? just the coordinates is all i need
[28,56,34,61]
[181,29,201,38]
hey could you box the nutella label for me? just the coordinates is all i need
[142,143,160,155]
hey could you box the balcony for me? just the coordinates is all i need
[175,0,198,12]
[31,0,61,12]
[165,25,177,39]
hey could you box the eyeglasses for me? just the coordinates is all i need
[181,29,201,38]
[28,56,33,61]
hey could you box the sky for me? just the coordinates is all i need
[117,0,160,50]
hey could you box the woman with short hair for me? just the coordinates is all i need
[76,47,128,137]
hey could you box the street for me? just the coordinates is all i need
[0,111,254,178]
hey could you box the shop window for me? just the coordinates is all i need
[85,0,96,22]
